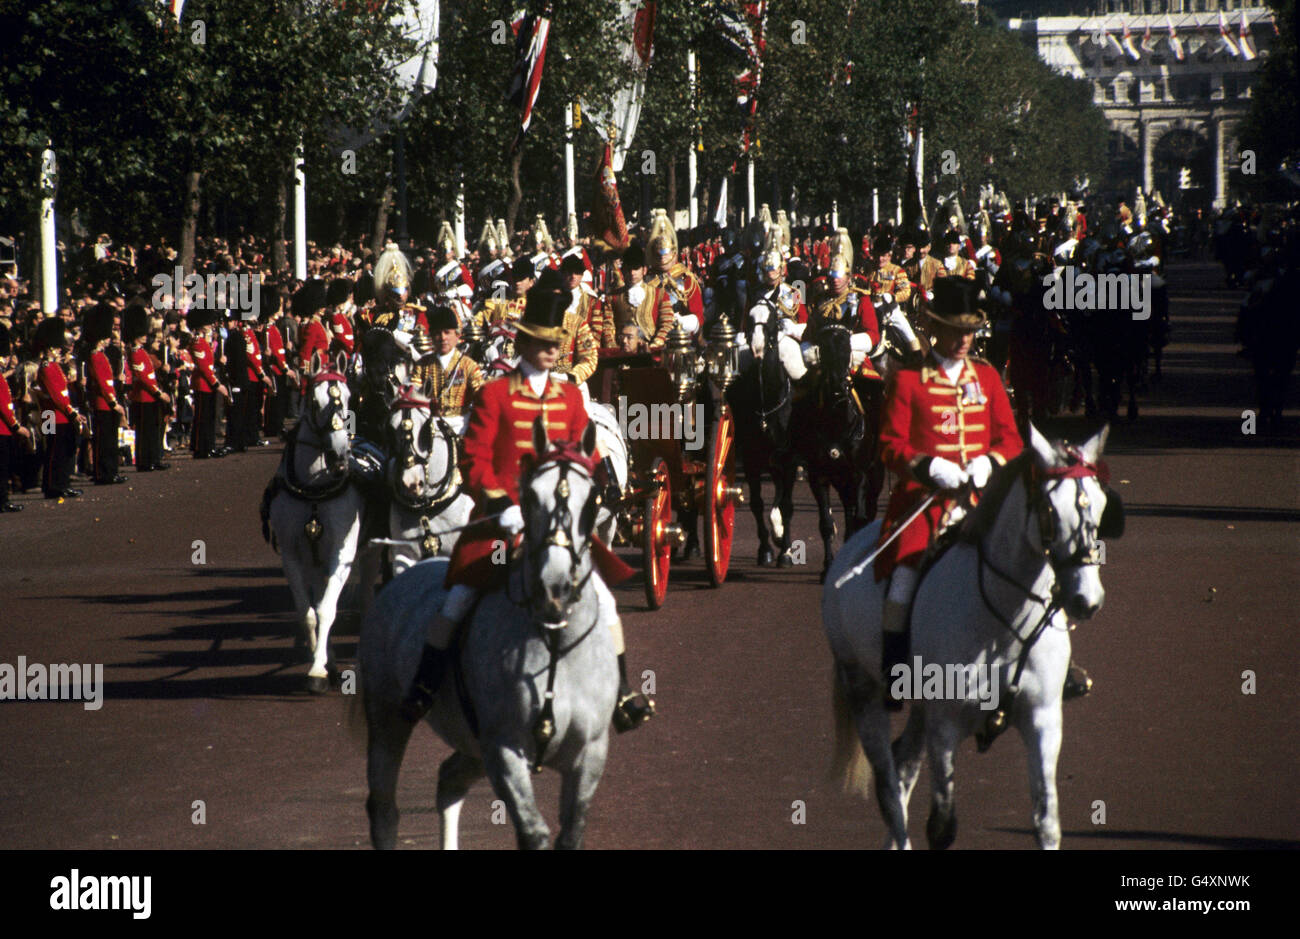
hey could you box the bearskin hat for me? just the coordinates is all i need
[326,277,354,308]
[82,303,117,347]
[31,317,68,355]
[123,303,151,344]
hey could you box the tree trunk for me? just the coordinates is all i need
[371,177,394,258]
[272,171,288,277]
[179,170,201,274]
[506,147,525,237]
[667,158,677,227]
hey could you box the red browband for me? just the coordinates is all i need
[1040,449,1110,486]
[312,371,348,385]
[390,386,435,412]
[524,441,599,476]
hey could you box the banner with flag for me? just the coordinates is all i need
[167,0,184,24]
[590,144,630,251]
[718,2,768,165]
[506,5,552,152]
[1140,24,1156,55]
[1166,14,1184,62]
[1122,22,1142,61]
[1217,11,1240,58]
[580,1,656,174]
[1238,10,1256,61]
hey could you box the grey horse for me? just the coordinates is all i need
[360,417,619,849]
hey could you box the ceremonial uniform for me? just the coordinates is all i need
[413,349,484,425]
[645,263,705,329]
[473,296,526,331]
[873,354,1021,580]
[240,322,268,448]
[869,261,912,304]
[602,281,674,350]
[555,299,600,385]
[191,327,223,458]
[0,373,24,509]
[128,343,165,471]
[808,285,882,382]
[261,320,289,437]
[297,315,331,382]
[329,309,355,357]
[918,255,946,293]
[87,349,123,483]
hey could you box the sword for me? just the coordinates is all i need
[832,493,938,591]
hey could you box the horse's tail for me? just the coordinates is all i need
[259,477,280,549]
[829,666,873,799]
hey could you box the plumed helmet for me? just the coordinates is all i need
[374,243,412,297]
[436,221,458,259]
[647,208,677,265]
[758,245,784,274]
[495,220,512,259]
[531,215,553,254]
[775,210,792,257]
[82,302,117,346]
[32,316,69,355]
[123,303,151,343]
[828,227,853,274]
[478,220,500,257]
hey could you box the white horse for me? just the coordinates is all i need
[360,418,619,849]
[823,424,1119,849]
[583,398,628,546]
[383,381,474,577]
[261,359,366,693]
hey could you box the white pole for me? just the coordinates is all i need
[294,140,307,281]
[831,199,838,230]
[872,187,879,225]
[564,103,577,239]
[688,50,698,230]
[454,176,466,255]
[39,146,58,314]
[896,194,903,225]
[746,156,756,221]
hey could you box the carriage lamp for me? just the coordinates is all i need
[662,326,697,401]
[706,315,741,392]
[462,319,485,347]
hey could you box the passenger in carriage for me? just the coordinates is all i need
[411,303,483,435]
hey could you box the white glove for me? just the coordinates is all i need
[849,331,874,356]
[498,504,524,535]
[676,313,700,335]
[801,343,820,367]
[966,455,993,489]
[928,456,968,490]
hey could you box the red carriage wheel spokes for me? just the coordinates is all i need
[705,404,736,587]
[642,457,672,610]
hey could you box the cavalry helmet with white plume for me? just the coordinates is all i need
[530,214,554,254]
[374,242,412,302]
[495,219,512,259]
[436,221,458,260]
[478,220,500,258]
[647,208,677,268]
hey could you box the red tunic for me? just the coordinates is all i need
[298,318,331,375]
[88,350,120,412]
[446,369,632,590]
[193,335,220,393]
[242,325,265,383]
[263,323,288,375]
[874,355,1022,580]
[329,311,355,355]
[0,377,20,435]
[128,346,162,404]
[36,361,75,424]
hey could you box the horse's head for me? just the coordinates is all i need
[305,353,352,475]
[386,379,454,505]
[518,417,602,629]
[1025,423,1123,621]
[814,323,854,400]
[361,328,413,399]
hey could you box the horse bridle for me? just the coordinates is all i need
[755,297,790,433]
[284,371,352,499]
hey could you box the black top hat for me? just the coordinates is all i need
[82,302,117,346]
[942,230,962,246]
[32,317,68,354]
[515,270,570,344]
[926,278,987,331]
[511,257,536,282]
[426,303,459,332]
[123,303,151,343]
[559,253,586,276]
[621,242,647,269]
[873,236,895,256]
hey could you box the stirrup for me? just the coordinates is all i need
[399,682,438,724]
[613,691,656,733]
[974,706,1010,753]
[1063,663,1093,701]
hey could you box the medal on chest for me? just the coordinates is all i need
[959,379,986,406]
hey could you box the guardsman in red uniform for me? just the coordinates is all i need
[645,210,705,338]
[125,305,171,472]
[601,243,674,351]
[32,318,83,499]
[400,274,654,732]
[325,278,356,359]
[239,309,273,449]
[297,303,332,391]
[874,279,1022,704]
[190,309,230,458]
[260,297,293,439]
[83,304,128,484]
[0,323,34,511]
[804,243,882,406]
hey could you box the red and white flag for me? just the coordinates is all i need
[505,6,552,152]
[1238,10,1256,61]
[1140,24,1156,54]
[1103,24,1126,58]
[590,144,629,251]
[1217,10,1241,58]
[1165,14,1185,61]
[581,1,656,174]
[1122,22,1142,60]
[718,2,768,162]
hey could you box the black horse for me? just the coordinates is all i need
[790,324,875,582]
[726,304,797,566]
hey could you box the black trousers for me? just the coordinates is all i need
[193,390,218,456]
[133,401,162,470]
[226,385,246,450]
[42,422,76,494]
[243,381,264,447]
[92,409,120,481]
[0,434,16,503]
[263,373,287,437]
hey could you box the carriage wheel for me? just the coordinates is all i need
[642,458,672,610]
[705,404,737,587]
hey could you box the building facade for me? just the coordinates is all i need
[1005,1,1277,209]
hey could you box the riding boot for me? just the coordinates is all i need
[1063,660,1093,701]
[612,652,656,733]
[881,600,910,712]
[399,643,448,723]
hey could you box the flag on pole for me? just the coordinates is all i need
[1122,22,1142,60]
[718,2,768,167]
[1217,11,1240,58]
[1140,24,1156,54]
[714,178,729,229]
[1238,10,1256,61]
[590,144,630,251]
[506,5,552,153]
[168,0,184,24]
[580,2,656,174]
[1103,24,1126,58]
[1166,14,1185,62]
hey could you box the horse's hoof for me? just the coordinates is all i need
[778,550,795,568]
[926,809,957,850]
[757,546,776,567]
[306,674,330,695]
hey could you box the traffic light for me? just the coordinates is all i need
[1179,167,1192,190]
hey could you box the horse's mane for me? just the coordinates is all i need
[960,451,1032,543]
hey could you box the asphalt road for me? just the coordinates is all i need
[1,261,1296,850]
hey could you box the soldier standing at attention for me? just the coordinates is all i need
[125,305,170,472]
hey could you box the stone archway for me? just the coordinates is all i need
[1106,129,1141,203]
[1153,126,1212,211]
